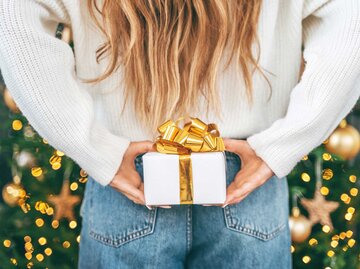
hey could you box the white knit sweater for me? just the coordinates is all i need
[0,0,359,186]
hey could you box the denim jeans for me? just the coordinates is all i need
[78,151,292,269]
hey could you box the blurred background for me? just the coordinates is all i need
[0,24,359,269]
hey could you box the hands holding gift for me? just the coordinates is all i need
[222,138,275,206]
[110,138,274,208]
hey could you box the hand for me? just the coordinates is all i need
[109,141,172,209]
[222,138,275,207]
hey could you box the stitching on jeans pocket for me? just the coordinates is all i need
[223,205,286,241]
[88,207,157,247]
[87,159,158,248]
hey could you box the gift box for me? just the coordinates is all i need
[142,117,227,206]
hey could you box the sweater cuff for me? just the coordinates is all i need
[246,134,298,179]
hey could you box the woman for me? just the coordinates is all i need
[0,0,359,268]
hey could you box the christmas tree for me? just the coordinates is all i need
[0,24,359,269]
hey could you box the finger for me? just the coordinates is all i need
[116,177,146,204]
[227,190,250,205]
[225,181,253,205]
[116,184,144,204]
[224,171,254,205]
[120,190,145,205]
[129,141,156,157]
[223,138,250,162]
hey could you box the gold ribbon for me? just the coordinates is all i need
[155,117,225,204]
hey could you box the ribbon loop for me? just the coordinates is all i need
[155,116,224,154]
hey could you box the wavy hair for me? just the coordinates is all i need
[85,0,267,135]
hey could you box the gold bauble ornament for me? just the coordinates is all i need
[325,124,360,160]
[2,182,26,206]
[3,87,20,113]
[289,207,312,243]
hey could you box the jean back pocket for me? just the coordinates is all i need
[87,156,158,247]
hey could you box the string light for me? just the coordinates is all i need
[3,240,11,248]
[38,237,47,245]
[320,186,330,195]
[322,225,331,233]
[345,212,353,221]
[36,253,44,262]
[327,250,335,257]
[322,169,334,180]
[52,162,61,170]
[35,218,45,227]
[302,256,311,264]
[69,220,77,229]
[350,188,358,196]
[79,177,88,183]
[46,207,54,215]
[322,153,332,161]
[12,120,22,131]
[62,241,71,248]
[339,232,347,240]
[70,182,78,191]
[31,167,43,177]
[24,252,32,260]
[44,248,52,256]
[332,235,340,241]
[347,207,355,214]
[340,193,351,204]
[301,173,311,182]
[51,220,59,229]
[346,230,353,238]
[348,239,356,248]
[349,175,357,183]
[309,238,318,246]
[24,242,33,252]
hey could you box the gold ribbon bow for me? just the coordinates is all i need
[154,117,224,204]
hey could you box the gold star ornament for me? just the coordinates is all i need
[47,179,81,221]
[300,189,339,230]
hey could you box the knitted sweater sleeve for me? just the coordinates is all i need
[247,0,360,178]
[0,0,130,186]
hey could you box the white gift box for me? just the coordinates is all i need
[142,151,226,205]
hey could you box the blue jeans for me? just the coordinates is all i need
[78,151,292,269]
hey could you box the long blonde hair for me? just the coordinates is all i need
[85,0,266,133]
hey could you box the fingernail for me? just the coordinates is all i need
[160,205,172,208]
[221,203,228,208]
[202,204,212,206]
[146,205,153,210]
